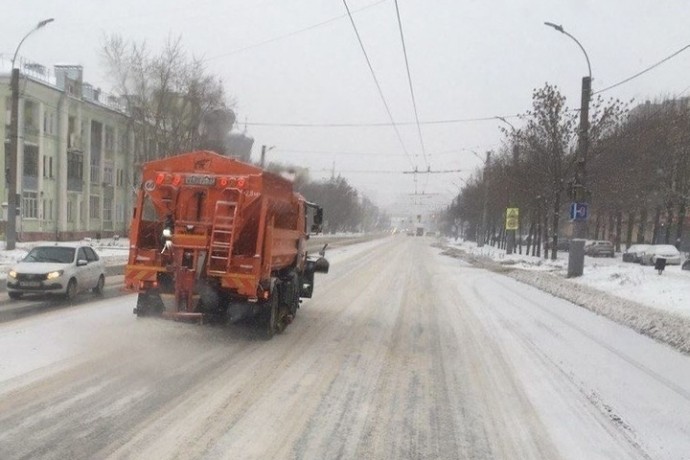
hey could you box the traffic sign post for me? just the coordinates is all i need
[568,202,589,277]
[505,207,519,254]
[570,202,588,221]
[505,208,519,230]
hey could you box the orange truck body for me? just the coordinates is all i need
[124,150,328,335]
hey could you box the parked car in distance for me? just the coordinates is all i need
[545,238,570,251]
[622,244,652,263]
[6,243,106,300]
[639,244,682,266]
[584,240,615,258]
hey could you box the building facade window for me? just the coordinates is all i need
[68,116,77,149]
[43,112,55,135]
[68,152,83,179]
[103,161,114,185]
[89,195,100,219]
[21,191,38,219]
[67,201,74,222]
[105,125,115,153]
[103,197,113,222]
[91,163,101,183]
[116,203,124,223]
[24,100,38,135]
[23,145,39,177]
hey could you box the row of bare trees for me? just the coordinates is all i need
[444,83,690,259]
[101,35,389,234]
[102,34,235,169]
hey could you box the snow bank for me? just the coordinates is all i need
[440,245,690,355]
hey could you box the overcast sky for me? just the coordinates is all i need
[4,0,690,214]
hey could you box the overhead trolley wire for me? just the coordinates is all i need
[244,113,521,128]
[204,0,388,61]
[342,0,416,170]
[594,43,690,95]
[393,0,429,170]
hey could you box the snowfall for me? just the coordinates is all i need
[0,235,688,353]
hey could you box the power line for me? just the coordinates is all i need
[276,148,462,157]
[393,0,428,169]
[203,0,388,62]
[244,113,520,128]
[594,43,690,95]
[313,168,465,174]
[342,0,415,169]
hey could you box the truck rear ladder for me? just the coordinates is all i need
[208,201,238,274]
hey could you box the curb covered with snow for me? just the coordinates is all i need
[441,246,690,355]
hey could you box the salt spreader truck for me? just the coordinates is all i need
[124,150,329,337]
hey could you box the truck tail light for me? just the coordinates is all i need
[155,173,165,185]
[172,174,182,186]
[237,178,246,189]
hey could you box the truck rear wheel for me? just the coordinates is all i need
[262,287,287,339]
[135,293,164,317]
[287,272,300,317]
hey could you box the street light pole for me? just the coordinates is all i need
[496,116,520,254]
[259,144,275,168]
[478,151,491,248]
[7,18,54,250]
[544,21,591,277]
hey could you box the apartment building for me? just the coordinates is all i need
[1,58,133,241]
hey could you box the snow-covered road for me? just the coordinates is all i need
[0,236,688,459]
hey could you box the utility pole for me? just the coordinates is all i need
[259,144,275,169]
[7,68,20,250]
[478,151,491,247]
[573,75,591,239]
[567,75,591,277]
[496,116,520,255]
[544,22,592,277]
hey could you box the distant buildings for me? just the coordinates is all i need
[1,57,133,241]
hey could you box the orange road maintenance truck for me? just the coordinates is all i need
[124,150,329,337]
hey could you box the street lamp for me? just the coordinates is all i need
[259,144,275,168]
[465,149,492,247]
[544,21,591,277]
[7,18,54,250]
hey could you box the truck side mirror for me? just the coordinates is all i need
[314,257,329,274]
[311,207,323,234]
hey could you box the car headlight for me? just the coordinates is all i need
[8,270,17,279]
[46,270,64,280]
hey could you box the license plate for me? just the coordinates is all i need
[20,281,41,287]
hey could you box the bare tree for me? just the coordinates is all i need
[102,34,235,172]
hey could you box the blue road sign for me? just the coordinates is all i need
[570,202,588,221]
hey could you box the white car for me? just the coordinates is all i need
[6,244,106,300]
[639,244,682,266]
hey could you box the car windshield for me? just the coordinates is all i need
[628,245,649,252]
[653,245,679,254]
[23,247,75,264]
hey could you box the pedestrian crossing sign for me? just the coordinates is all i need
[506,208,519,230]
